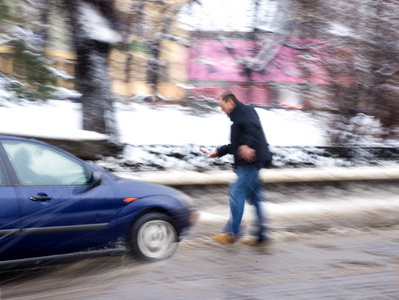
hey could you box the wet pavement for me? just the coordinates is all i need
[1,225,399,299]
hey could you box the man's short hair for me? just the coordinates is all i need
[221,92,239,104]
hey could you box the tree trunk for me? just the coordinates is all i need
[63,0,119,141]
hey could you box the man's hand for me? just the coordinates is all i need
[238,145,256,162]
[209,150,219,158]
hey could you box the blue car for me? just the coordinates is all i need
[0,135,197,264]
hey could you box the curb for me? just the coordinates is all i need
[114,164,399,185]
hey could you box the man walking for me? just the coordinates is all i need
[209,93,272,245]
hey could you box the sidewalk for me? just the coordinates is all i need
[114,164,399,233]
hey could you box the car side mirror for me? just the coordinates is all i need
[90,171,102,187]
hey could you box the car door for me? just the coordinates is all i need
[1,139,119,259]
[0,150,20,260]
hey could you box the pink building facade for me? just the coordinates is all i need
[187,37,343,107]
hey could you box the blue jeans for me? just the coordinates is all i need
[223,164,267,241]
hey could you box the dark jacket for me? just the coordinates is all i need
[217,101,272,168]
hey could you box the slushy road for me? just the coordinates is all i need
[1,225,399,300]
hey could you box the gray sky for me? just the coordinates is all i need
[179,0,278,32]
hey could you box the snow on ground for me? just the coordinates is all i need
[116,101,327,147]
[0,100,106,140]
[0,99,330,147]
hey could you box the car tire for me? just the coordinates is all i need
[129,212,178,261]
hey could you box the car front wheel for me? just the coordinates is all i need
[129,213,178,261]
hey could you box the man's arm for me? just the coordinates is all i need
[209,144,231,158]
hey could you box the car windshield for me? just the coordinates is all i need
[2,140,89,186]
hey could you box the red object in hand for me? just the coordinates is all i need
[199,147,208,154]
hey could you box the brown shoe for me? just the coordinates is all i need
[241,239,271,246]
[211,233,237,244]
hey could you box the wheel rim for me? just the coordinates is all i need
[137,220,177,259]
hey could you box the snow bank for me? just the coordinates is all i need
[0,100,106,140]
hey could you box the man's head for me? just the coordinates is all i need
[219,93,238,115]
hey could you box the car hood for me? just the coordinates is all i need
[114,178,194,207]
